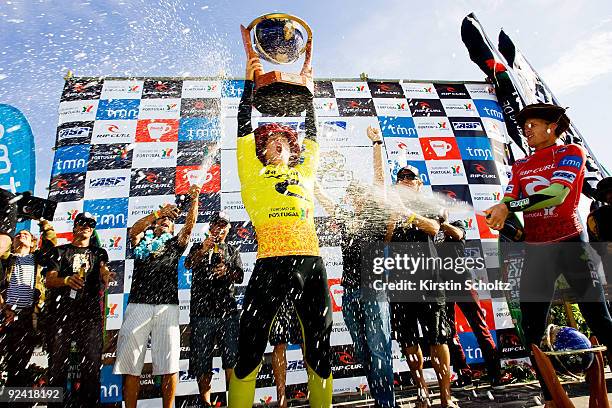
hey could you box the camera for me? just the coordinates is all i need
[16,191,57,222]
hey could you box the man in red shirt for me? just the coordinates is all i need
[485,103,612,407]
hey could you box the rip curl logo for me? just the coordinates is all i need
[145,172,158,183]
[474,164,487,174]
[419,102,431,109]
[236,227,251,239]
[446,86,456,93]
[337,351,356,365]
[443,190,457,200]
[155,82,168,92]
[107,124,119,133]
[56,179,69,190]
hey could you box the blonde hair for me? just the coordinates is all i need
[14,230,38,253]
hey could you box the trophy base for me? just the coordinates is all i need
[254,71,314,116]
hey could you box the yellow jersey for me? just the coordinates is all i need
[237,133,320,258]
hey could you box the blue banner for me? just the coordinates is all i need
[0,104,36,194]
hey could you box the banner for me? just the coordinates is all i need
[50,77,524,405]
[0,104,36,194]
[498,29,608,194]
[461,13,529,158]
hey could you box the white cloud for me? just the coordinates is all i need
[541,31,612,95]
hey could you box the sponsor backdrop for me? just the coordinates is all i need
[48,77,526,405]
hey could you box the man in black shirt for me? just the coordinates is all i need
[44,212,112,408]
[436,220,507,390]
[389,166,457,408]
[587,177,612,284]
[114,185,200,408]
[185,212,243,407]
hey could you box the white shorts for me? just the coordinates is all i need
[113,303,180,376]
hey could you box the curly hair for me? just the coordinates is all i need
[254,123,301,166]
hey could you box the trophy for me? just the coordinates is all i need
[532,325,609,408]
[241,13,313,116]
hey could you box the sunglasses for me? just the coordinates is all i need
[75,219,97,229]
[397,173,418,181]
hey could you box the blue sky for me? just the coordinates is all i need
[1,0,611,196]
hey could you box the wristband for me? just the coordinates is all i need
[64,276,70,285]
[407,213,417,224]
[372,140,383,145]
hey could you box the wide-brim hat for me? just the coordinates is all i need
[254,123,301,166]
[516,103,570,135]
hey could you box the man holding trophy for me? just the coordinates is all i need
[228,14,333,408]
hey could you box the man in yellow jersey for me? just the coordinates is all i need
[227,57,332,407]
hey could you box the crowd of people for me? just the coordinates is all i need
[0,55,611,408]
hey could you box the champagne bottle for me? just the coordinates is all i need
[69,263,87,299]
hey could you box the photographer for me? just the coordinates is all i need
[114,185,200,408]
[0,218,56,390]
[44,212,112,408]
[185,212,243,407]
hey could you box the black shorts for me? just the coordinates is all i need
[269,298,303,346]
[0,188,17,236]
[391,301,450,346]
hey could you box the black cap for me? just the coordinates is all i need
[209,211,230,226]
[516,103,570,135]
[74,212,97,228]
[596,177,612,200]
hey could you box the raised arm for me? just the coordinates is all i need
[366,126,384,187]
[314,181,339,216]
[238,57,263,138]
[129,204,180,247]
[177,185,202,248]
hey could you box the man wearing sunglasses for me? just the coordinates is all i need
[44,212,112,407]
[114,184,201,408]
[390,165,457,408]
